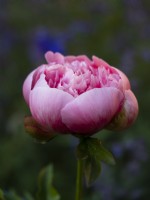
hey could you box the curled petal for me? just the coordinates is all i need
[76,55,92,64]
[31,65,46,89]
[23,70,35,105]
[65,55,91,64]
[29,75,74,133]
[106,90,138,131]
[114,68,131,90]
[65,55,76,62]
[45,51,64,64]
[61,87,124,135]
[92,55,110,68]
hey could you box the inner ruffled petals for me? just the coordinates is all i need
[44,65,65,88]
[33,58,122,97]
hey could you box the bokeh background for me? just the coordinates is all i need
[0,0,150,199]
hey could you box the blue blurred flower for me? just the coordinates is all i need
[34,28,65,53]
[29,27,66,64]
[29,21,93,64]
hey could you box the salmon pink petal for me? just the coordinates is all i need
[65,55,76,62]
[29,75,74,133]
[65,54,91,63]
[45,51,64,64]
[76,55,92,64]
[23,70,35,105]
[61,88,124,135]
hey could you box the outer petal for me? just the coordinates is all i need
[29,75,74,133]
[61,87,124,135]
[23,70,35,105]
[92,55,110,68]
[106,90,138,131]
[31,65,46,89]
[114,68,131,90]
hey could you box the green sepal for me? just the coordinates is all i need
[36,165,60,200]
[76,137,115,186]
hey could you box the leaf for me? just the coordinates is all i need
[85,138,116,166]
[37,165,60,200]
[76,140,88,160]
[96,143,116,165]
[76,137,115,186]
[84,157,101,186]
[0,189,5,200]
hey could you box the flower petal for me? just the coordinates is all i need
[45,51,64,64]
[114,68,131,90]
[61,87,124,135]
[23,70,35,105]
[106,90,138,131]
[29,75,74,133]
[92,55,110,68]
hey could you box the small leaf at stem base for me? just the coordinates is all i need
[84,157,101,187]
[76,137,115,186]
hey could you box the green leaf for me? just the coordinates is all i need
[96,143,116,165]
[84,157,101,186]
[37,165,60,200]
[76,140,88,160]
[76,137,115,186]
[0,189,5,200]
[85,138,116,165]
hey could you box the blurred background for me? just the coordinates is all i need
[0,0,150,199]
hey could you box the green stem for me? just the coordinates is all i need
[75,158,83,200]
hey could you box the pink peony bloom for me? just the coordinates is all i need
[23,51,138,136]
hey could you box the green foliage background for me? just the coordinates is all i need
[0,0,150,199]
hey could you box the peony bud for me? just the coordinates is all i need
[24,116,56,142]
[106,90,138,131]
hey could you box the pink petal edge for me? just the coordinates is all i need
[29,75,74,133]
[106,89,138,131]
[61,87,124,135]
[123,90,138,126]
[114,68,131,90]
[23,70,35,105]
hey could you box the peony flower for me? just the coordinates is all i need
[23,51,138,137]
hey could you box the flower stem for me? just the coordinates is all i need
[75,157,83,200]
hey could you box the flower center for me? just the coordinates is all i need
[43,60,121,97]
